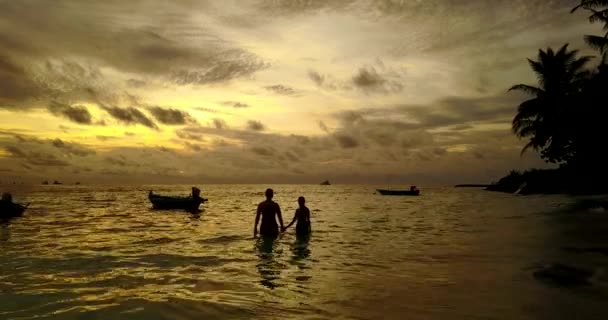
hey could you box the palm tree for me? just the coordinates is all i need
[510,44,592,164]
[572,1,608,63]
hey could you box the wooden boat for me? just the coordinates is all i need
[376,189,420,196]
[0,202,28,218]
[148,188,207,211]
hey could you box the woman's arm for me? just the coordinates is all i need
[284,209,298,230]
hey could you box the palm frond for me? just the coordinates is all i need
[508,84,543,95]
[584,35,608,51]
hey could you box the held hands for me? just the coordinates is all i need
[281,226,287,233]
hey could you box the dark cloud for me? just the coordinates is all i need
[104,156,128,167]
[48,101,93,124]
[251,146,275,157]
[247,120,265,131]
[264,84,297,95]
[213,118,227,129]
[221,101,250,108]
[51,138,96,157]
[352,66,403,94]
[101,106,158,129]
[148,106,195,125]
[96,135,118,141]
[335,134,359,148]
[4,145,70,167]
[175,130,202,140]
[4,145,26,157]
[0,55,39,106]
[308,70,325,86]
[308,69,339,91]
[126,79,147,88]
[319,120,329,132]
[170,55,268,85]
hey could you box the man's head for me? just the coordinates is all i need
[265,188,274,199]
[298,196,305,206]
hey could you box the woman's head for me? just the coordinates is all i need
[298,196,305,206]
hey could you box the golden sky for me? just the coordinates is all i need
[0,0,600,184]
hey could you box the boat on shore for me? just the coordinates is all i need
[377,187,420,196]
[148,187,207,211]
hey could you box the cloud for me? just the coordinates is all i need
[247,120,265,131]
[319,120,329,132]
[51,138,96,157]
[264,84,297,95]
[170,55,269,85]
[147,106,195,125]
[308,70,325,86]
[4,145,70,167]
[221,101,250,108]
[0,55,40,106]
[251,146,275,157]
[175,130,202,140]
[351,66,403,94]
[335,134,359,148]
[104,156,128,167]
[47,101,93,124]
[213,118,227,129]
[101,105,158,129]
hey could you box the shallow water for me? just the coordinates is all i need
[1,184,607,319]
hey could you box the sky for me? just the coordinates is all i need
[0,0,602,185]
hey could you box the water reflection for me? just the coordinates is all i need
[291,234,311,261]
[0,221,9,242]
[255,236,283,289]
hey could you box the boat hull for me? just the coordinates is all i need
[0,203,27,218]
[376,189,420,196]
[148,193,203,211]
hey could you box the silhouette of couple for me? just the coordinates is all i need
[253,188,311,238]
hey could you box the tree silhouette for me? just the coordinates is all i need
[572,1,608,64]
[509,44,592,165]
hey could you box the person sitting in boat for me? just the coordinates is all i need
[254,188,285,238]
[410,186,418,192]
[1,192,12,204]
[282,196,311,236]
[191,187,208,203]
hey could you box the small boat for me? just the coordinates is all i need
[376,187,420,196]
[1,193,28,218]
[148,187,207,211]
[0,202,28,218]
[320,180,331,185]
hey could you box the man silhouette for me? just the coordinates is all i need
[254,188,284,238]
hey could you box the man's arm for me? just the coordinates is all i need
[277,203,284,230]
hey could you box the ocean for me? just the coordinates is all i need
[1,184,607,319]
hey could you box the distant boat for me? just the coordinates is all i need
[376,188,420,196]
[320,180,331,185]
[53,180,62,185]
[75,182,81,185]
[148,187,207,211]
